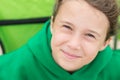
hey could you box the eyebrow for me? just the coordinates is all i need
[60,20,71,24]
[60,20,75,27]
[88,30,101,37]
[60,20,101,37]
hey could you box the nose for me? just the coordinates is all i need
[67,35,81,50]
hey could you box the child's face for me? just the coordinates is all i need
[51,0,110,72]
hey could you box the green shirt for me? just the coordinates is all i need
[0,21,120,80]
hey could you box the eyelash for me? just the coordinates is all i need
[86,33,96,39]
[62,25,96,39]
[63,25,72,30]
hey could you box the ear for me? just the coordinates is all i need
[50,16,54,34]
[100,37,112,51]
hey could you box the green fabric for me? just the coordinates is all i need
[0,0,54,53]
[0,21,120,80]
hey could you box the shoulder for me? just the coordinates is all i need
[100,49,120,79]
[0,44,33,66]
[107,49,120,70]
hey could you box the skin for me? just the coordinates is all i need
[51,0,111,72]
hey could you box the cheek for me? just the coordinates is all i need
[51,32,70,47]
[51,35,62,48]
[83,40,103,53]
[82,41,101,63]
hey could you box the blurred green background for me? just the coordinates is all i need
[0,0,54,19]
[117,0,120,40]
[0,0,54,53]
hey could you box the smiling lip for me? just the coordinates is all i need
[61,49,81,59]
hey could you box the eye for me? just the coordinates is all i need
[63,25,72,30]
[86,33,96,39]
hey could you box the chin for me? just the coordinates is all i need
[59,63,80,72]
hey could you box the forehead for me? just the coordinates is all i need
[57,0,109,26]
[54,0,109,37]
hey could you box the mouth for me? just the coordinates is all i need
[61,49,82,59]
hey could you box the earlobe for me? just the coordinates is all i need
[100,37,112,51]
